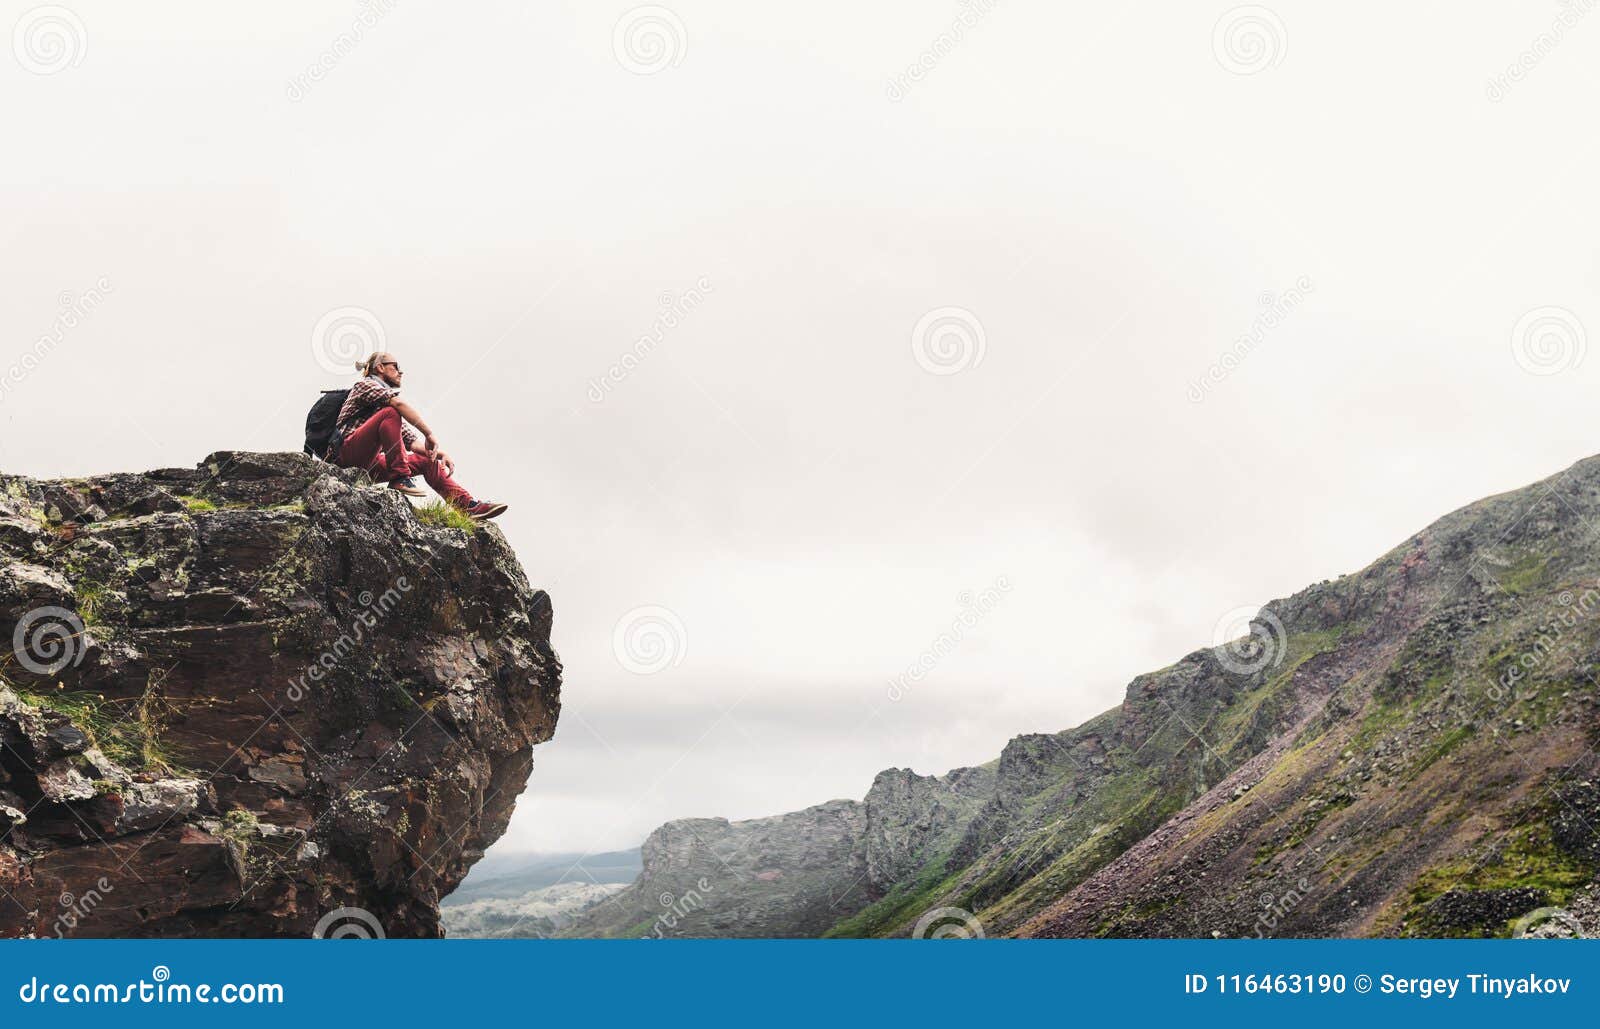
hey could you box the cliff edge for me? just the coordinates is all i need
[0,452,561,938]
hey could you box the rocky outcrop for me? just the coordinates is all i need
[862,765,994,890]
[564,767,1003,938]
[0,452,560,938]
[567,800,871,938]
[572,454,1600,939]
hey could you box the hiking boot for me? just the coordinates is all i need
[389,476,425,497]
[463,500,508,521]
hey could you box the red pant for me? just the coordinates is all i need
[332,406,471,505]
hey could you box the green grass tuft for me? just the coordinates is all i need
[74,584,109,626]
[219,809,261,858]
[11,685,186,775]
[414,501,476,532]
[220,809,260,839]
[1496,553,1551,595]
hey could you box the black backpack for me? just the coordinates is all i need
[303,389,350,459]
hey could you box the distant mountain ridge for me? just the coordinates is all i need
[443,881,627,938]
[568,455,1600,938]
[445,848,641,906]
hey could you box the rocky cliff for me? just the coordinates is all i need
[572,799,873,938]
[0,452,560,938]
[570,455,1600,939]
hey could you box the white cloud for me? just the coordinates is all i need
[4,1,1599,856]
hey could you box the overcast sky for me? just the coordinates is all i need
[4,2,1600,856]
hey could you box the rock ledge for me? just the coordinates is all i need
[0,451,560,938]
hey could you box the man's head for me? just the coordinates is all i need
[357,352,403,388]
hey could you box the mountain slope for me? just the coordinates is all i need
[570,454,1600,939]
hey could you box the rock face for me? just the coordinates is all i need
[569,800,872,937]
[0,452,560,938]
[571,454,1600,939]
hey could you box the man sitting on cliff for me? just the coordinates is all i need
[325,353,508,521]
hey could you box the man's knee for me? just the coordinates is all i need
[372,406,400,427]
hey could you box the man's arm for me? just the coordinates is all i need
[389,397,452,475]
[389,397,433,442]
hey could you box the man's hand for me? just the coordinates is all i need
[419,433,453,475]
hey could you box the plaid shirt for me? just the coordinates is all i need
[327,376,418,459]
